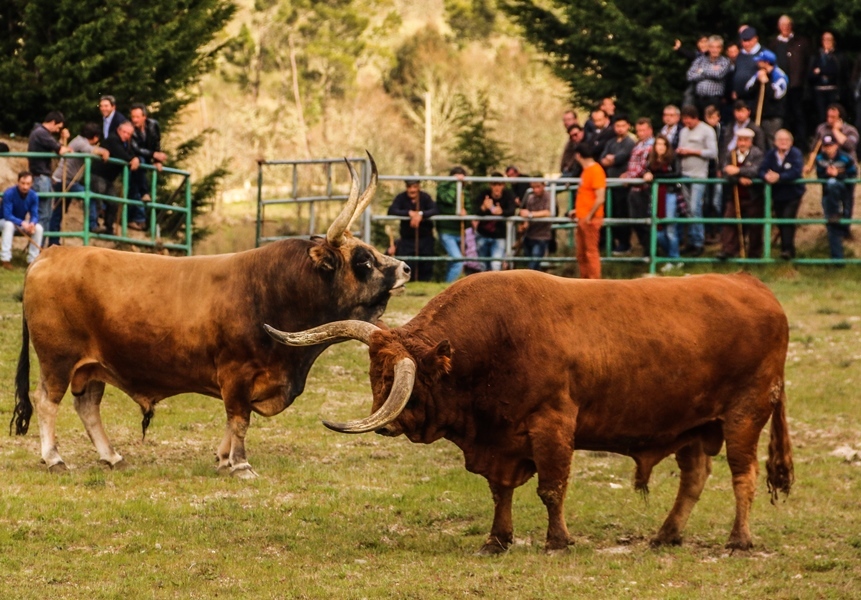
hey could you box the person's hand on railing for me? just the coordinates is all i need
[130,156,141,171]
[763,170,780,184]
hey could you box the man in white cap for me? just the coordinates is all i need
[717,127,765,259]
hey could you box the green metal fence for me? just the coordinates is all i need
[2,152,193,255]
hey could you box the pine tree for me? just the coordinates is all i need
[502,0,861,119]
[0,0,235,135]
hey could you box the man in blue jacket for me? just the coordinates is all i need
[760,129,805,259]
[815,134,857,259]
[1,171,44,269]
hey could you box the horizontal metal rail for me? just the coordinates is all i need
[2,152,193,254]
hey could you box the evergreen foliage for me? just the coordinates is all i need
[444,0,497,43]
[0,0,235,135]
[502,0,861,118]
[449,92,509,177]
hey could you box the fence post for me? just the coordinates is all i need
[649,181,658,275]
[764,181,773,260]
[255,161,264,248]
[185,174,193,255]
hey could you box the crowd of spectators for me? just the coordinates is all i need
[385,18,859,281]
[0,95,167,267]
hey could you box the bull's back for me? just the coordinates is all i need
[23,246,249,394]
[415,271,787,435]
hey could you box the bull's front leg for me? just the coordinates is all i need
[477,481,515,555]
[218,394,257,479]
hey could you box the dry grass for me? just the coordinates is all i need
[0,270,860,598]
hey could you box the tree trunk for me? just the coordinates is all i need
[288,32,313,158]
[424,87,433,175]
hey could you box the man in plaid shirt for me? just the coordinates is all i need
[621,117,655,251]
[686,35,732,114]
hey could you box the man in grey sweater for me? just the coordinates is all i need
[677,105,718,255]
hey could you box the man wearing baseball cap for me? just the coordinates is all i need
[743,48,789,145]
[732,26,762,106]
[815,134,857,258]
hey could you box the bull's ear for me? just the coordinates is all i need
[422,339,452,378]
[309,245,338,272]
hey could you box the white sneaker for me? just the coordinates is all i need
[659,262,675,273]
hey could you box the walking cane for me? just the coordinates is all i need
[460,221,465,255]
[731,151,747,259]
[413,219,419,281]
[755,80,766,126]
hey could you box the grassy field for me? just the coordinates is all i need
[0,264,860,599]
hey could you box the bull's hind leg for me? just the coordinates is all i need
[73,381,127,469]
[215,425,233,474]
[724,419,767,550]
[478,482,515,555]
[33,377,68,473]
[652,439,712,546]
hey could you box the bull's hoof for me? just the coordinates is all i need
[216,463,232,475]
[47,462,68,474]
[650,535,682,548]
[111,459,130,470]
[230,464,258,479]
[725,538,753,552]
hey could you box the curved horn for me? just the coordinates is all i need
[264,320,379,347]
[323,357,416,434]
[347,152,378,230]
[326,158,361,247]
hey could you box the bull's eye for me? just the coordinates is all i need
[363,259,374,270]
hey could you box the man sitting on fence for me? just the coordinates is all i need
[815,134,857,260]
[90,121,140,235]
[49,122,111,242]
[387,179,439,282]
[1,171,44,269]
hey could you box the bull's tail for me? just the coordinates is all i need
[766,383,794,504]
[10,315,33,436]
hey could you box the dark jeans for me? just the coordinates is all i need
[396,236,436,281]
[627,188,651,251]
[822,180,849,259]
[91,174,118,232]
[522,237,549,270]
[610,186,631,251]
[129,167,148,224]
[773,196,803,257]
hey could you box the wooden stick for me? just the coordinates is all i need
[16,225,41,256]
[731,151,746,259]
[755,80,766,126]
[460,220,465,255]
[803,139,822,175]
[413,216,419,282]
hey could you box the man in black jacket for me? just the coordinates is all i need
[91,121,140,234]
[129,103,168,228]
[387,179,439,281]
